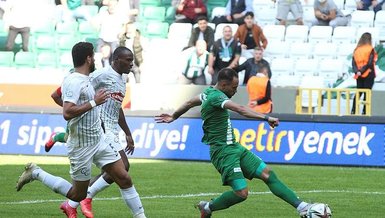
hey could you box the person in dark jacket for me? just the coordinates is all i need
[235,47,271,85]
[186,16,214,51]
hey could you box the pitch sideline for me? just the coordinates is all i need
[2,190,385,205]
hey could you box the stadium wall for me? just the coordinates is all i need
[0,111,384,167]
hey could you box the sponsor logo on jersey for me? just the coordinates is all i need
[110,92,124,102]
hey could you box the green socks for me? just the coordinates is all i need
[265,171,302,208]
[209,190,246,211]
[54,132,67,143]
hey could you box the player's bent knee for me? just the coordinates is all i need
[235,189,248,199]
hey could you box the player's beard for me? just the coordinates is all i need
[89,62,95,72]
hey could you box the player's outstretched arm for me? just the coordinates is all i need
[155,95,202,123]
[224,100,279,128]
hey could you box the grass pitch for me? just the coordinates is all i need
[1,155,385,218]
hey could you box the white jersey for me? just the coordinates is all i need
[62,72,102,147]
[91,66,126,135]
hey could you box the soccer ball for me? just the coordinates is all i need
[306,203,332,218]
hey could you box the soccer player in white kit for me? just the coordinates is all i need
[16,42,146,218]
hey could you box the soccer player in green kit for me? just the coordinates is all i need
[155,68,322,218]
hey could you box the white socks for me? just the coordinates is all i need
[120,186,146,217]
[297,201,309,212]
[32,168,72,197]
[86,176,110,198]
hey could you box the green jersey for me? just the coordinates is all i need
[200,87,236,146]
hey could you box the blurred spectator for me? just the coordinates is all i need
[246,66,273,113]
[100,43,112,67]
[178,40,209,85]
[356,0,384,13]
[3,0,33,51]
[351,32,377,115]
[312,0,350,28]
[275,0,305,25]
[119,22,144,83]
[234,47,271,85]
[175,0,207,24]
[208,25,241,85]
[59,0,92,22]
[186,16,214,51]
[94,0,126,62]
[234,11,267,58]
[212,0,254,26]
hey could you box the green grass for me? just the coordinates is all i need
[1,156,385,217]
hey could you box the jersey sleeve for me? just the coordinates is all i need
[62,77,81,104]
[210,91,229,109]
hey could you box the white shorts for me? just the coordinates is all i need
[105,131,124,152]
[276,0,303,20]
[67,134,121,181]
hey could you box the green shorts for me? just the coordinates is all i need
[210,142,265,186]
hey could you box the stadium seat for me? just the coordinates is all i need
[0,20,8,37]
[350,10,375,28]
[308,26,333,44]
[31,20,56,36]
[33,35,56,53]
[333,0,345,10]
[335,42,356,59]
[0,51,14,67]
[331,26,356,44]
[299,75,325,108]
[56,35,79,52]
[165,6,176,24]
[313,42,337,60]
[288,42,313,60]
[255,7,277,27]
[78,21,99,39]
[318,58,344,87]
[80,5,99,17]
[168,23,192,41]
[161,0,172,6]
[214,23,238,40]
[270,58,295,86]
[253,0,275,10]
[58,52,73,69]
[274,74,302,87]
[14,52,36,68]
[140,0,162,7]
[302,6,316,26]
[143,21,169,39]
[356,27,380,45]
[285,25,309,43]
[294,58,319,77]
[36,51,58,69]
[141,6,166,22]
[56,21,79,36]
[264,40,289,59]
[210,7,226,20]
[263,25,286,42]
[374,10,385,41]
[207,0,227,8]
[344,0,357,11]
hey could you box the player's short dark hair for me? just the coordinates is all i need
[245,11,254,18]
[72,42,94,67]
[196,16,208,23]
[112,46,132,61]
[217,68,238,83]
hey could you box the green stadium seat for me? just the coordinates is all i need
[14,52,36,68]
[143,21,169,39]
[140,0,162,6]
[36,51,58,68]
[32,21,56,36]
[0,20,8,37]
[207,0,228,7]
[165,6,176,24]
[58,52,73,69]
[161,0,172,6]
[141,6,166,21]
[0,35,8,51]
[56,21,79,36]
[33,35,56,53]
[78,21,99,39]
[56,35,79,52]
[0,51,14,67]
